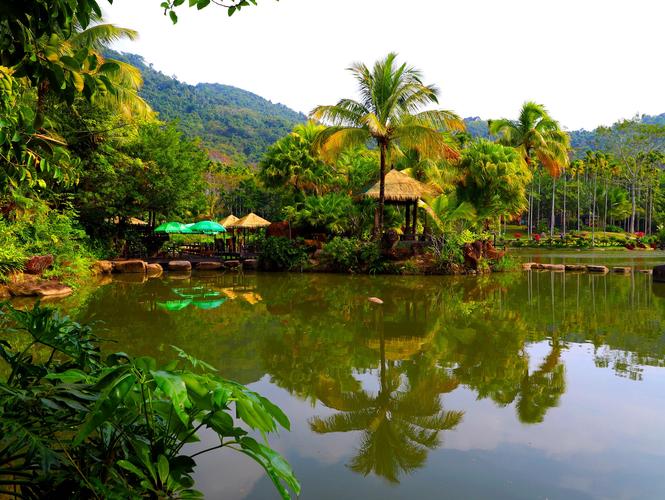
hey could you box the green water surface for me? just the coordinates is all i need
[53,262,665,499]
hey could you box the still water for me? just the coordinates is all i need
[62,263,665,499]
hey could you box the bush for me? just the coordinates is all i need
[492,254,520,272]
[0,303,300,499]
[259,236,308,271]
[0,202,97,283]
[321,237,383,273]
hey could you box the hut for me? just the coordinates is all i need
[230,213,271,254]
[363,169,433,239]
[219,214,239,227]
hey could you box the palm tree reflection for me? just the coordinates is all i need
[310,324,464,483]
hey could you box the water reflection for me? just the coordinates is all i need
[61,269,665,497]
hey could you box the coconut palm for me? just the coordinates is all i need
[489,102,570,235]
[37,17,152,120]
[310,53,464,237]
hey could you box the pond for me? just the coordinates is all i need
[59,263,665,499]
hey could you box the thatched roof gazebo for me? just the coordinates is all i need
[232,212,271,229]
[219,214,239,228]
[363,169,433,238]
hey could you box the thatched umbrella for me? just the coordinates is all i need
[219,214,239,227]
[232,213,271,253]
[363,169,433,237]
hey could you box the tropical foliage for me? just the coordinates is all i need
[0,302,299,499]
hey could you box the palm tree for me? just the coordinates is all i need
[489,102,570,236]
[310,53,464,237]
[37,17,152,120]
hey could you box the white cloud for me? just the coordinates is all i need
[103,0,665,130]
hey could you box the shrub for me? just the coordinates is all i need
[259,236,308,271]
[0,201,97,283]
[321,237,382,273]
[492,254,520,272]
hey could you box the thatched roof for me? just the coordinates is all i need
[232,212,271,229]
[363,169,433,202]
[219,214,239,227]
[112,216,148,225]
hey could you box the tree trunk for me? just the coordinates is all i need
[562,171,567,235]
[630,181,636,234]
[577,177,581,231]
[550,175,556,237]
[375,141,387,239]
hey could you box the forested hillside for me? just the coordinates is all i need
[110,51,306,164]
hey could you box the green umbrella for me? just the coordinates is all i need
[190,220,226,234]
[155,221,188,234]
[191,298,226,310]
[157,299,192,311]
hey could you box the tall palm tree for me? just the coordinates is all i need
[310,53,464,237]
[489,102,570,236]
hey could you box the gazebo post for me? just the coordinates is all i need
[405,203,411,237]
[413,200,419,237]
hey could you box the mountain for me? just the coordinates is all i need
[110,51,306,164]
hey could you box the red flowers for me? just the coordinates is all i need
[514,232,522,239]
[534,234,541,242]
[635,231,645,238]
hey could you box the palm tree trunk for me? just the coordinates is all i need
[562,171,567,235]
[375,141,387,239]
[550,176,556,237]
[577,177,581,231]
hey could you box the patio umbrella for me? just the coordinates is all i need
[154,221,189,234]
[157,299,192,311]
[190,220,226,234]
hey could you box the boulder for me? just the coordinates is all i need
[35,283,73,298]
[640,269,653,275]
[113,260,147,274]
[223,260,241,270]
[653,265,665,282]
[549,264,565,272]
[612,266,632,274]
[146,263,163,277]
[565,264,587,272]
[8,280,71,298]
[522,262,536,271]
[25,254,54,275]
[368,297,384,304]
[243,259,258,270]
[168,260,192,272]
[196,261,223,271]
[92,260,113,275]
[587,265,609,274]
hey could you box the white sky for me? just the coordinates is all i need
[103,0,665,131]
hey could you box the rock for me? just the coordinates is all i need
[243,259,258,269]
[8,280,71,298]
[168,261,192,272]
[113,260,147,274]
[196,261,223,271]
[653,265,665,282]
[25,254,54,275]
[92,260,113,275]
[223,260,241,269]
[522,262,538,270]
[612,266,632,274]
[146,263,163,277]
[113,273,148,284]
[549,264,565,272]
[368,297,384,304]
[640,269,653,275]
[587,265,609,274]
[565,264,587,272]
[35,283,72,298]
[0,285,10,298]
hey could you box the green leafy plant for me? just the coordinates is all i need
[259,236,308,271]
[0,302,300,499]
